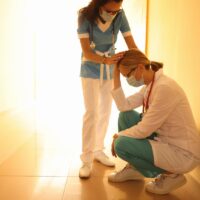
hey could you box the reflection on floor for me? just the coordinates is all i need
[0,107,200,200]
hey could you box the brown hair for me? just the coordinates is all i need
[119,48,163,72]
[78,0,123,25]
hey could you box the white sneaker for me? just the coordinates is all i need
[79,163,92,178]
[94,152,115,167]
[108,164,144,182]
[145,174,187,195]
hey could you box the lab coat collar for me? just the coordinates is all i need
[145,69,163,90]
[154,68,163,82]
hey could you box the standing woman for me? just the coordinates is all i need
[77,0,138,178]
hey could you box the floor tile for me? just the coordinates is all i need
[63,175,200,200]
[68,148,127,178]
[0,107,200,200]
[0,138,70,177]
[0,177,66,200]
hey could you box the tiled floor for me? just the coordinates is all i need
[0,107,200,200]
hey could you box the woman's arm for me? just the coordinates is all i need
[80,38,124,65]
[113,64,121,90]
[124,35,138,49]
[118,85,179,138]
[80,38,105,63]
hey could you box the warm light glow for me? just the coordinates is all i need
[30,0,86,146]
[31,0,146,140]
[27,1,146,191]
[0,0,146,191]
[0,0,146,149]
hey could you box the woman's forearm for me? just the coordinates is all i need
[113,66,121,89]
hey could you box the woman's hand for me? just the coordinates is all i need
[111,134,119,157]
[104,52,125,65]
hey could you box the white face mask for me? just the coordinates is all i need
[100,10,117,22]
[127,75,144,87]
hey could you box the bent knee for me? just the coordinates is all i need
[114,136,129,156]
[118,111,131,121]
[118,110,140,124]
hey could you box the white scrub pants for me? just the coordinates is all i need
[80,78,113,163]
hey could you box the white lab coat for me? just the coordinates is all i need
[111,69,200,173]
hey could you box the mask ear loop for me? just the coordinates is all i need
[150,62,152,70]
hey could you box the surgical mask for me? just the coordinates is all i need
[100,10,117,22]
[127,75,144,87]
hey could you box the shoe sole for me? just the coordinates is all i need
[79,173,91,179]
[108,177,144,182]
[146,178,187,195]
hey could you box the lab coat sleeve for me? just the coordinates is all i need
[118,84,180,138]
[111,87,145,112]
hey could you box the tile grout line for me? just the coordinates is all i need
[0,175,68,178]
[61,174,70,200]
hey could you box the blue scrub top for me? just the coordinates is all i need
[77,9,131,80]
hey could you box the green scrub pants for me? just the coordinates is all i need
[114,110,165,178]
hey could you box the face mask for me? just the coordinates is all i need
[127,75,144,87]
[100,10,117,22]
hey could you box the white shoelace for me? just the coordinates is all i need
[154,174,178,187]
[154,174,167,187]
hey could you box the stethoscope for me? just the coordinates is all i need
[90,15,118,51]
[141,72,155,116]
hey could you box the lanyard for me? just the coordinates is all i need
[142,72,155,113]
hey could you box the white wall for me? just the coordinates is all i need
[0,0,34,111]
[147,0,200,182]
[0,0,147,163]
[0,0,34,163]
[147,0,200,129]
